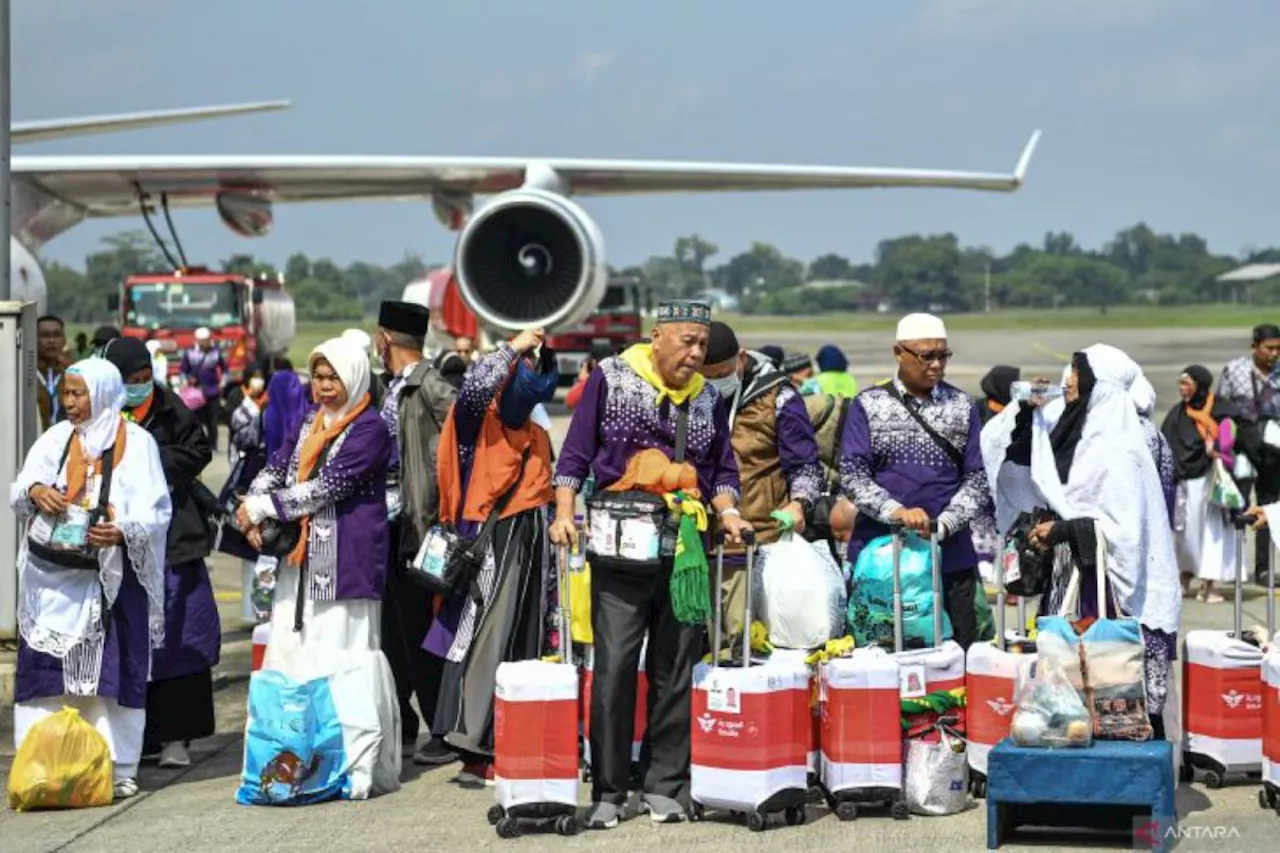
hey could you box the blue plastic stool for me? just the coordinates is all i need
[986,738,1176,852]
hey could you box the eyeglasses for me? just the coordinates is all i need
[900,345,953,365]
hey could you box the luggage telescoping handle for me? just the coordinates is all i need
[711,528,757,669]
[889,520,942,654]
[557,538,575,665]
[1231,511,1277,638]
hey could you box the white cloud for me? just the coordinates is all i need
[572,51,617,85]
[911,0,1171,40]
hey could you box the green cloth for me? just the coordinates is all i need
[816,371,859,398]
[669,495,712,625]
[974,584,997,643]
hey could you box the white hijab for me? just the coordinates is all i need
[1130,373,1157,418]
[310,337,371,424]
[1034,345,1179,632]
[66,358,126,460]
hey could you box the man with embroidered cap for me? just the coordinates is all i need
[552,299,751,829]
[839,312,990,649]
[698,321,824,651]
[372,300,459,766]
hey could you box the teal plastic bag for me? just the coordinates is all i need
[848,533,953,648]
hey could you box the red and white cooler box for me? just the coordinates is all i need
[819,649,902,794]
[966,642,1036,779]
[1261,649,1280,791]
[690,657,810,811]
[770,648,820,777]
[896,641,967,744]
[1183,629,1265,772]
[493,659,579,812]
[581,643,649,768]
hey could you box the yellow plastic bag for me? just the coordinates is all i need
[7,706,114,812]
[569,550,593,645]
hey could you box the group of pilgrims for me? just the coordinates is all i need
[11,298,1280,822]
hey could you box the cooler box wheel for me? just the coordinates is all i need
[835,801,858,821]
[747,811,768,832]
[1202,769,1224,790]
[890,799,911,820]
[555,814,580,836]
[486,804,504,826]
[495,816,521,839]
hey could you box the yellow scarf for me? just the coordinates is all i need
[620,344,705,406]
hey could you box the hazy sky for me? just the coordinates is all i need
[13,0,1279,273]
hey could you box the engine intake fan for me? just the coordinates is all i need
[454,188,607,332]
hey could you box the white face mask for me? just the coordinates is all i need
[707,372,741,400]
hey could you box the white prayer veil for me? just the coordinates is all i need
[1027,344,1180,633]
[66,358,126,459]
[310,337,371,422]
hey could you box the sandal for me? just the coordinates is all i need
[113,778,139,800]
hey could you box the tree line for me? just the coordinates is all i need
[43,222,1278,325]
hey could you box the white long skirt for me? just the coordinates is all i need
[14,695,145,782]
[262,564,402,796]
[1175,474,1240,583]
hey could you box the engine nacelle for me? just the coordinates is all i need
[453,188,607,333]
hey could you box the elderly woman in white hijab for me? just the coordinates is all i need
[980,344,1182,737]
[235,337,400,797]
[9,358,171,799]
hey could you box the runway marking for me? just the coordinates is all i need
[1030,341,1071,363]
[214,591,243,603]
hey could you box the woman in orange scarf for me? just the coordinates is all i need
[236,338,401,800]
[426,328,556,789]
[1161,365,1235,602]
[10,357,172,800]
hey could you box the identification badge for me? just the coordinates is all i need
[899,664,927,699]
[1001,540,1021,585]
[49,506,91,550]
[28,513,55,546]
[706,676,741,715]
[417,530,451,577]
[589,511,617,558]
[618,517,660,561]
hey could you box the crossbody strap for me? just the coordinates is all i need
[674,404,689,464]
[885,385,965,471]
[52,431,116,522]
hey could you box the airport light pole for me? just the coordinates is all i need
[0,0,9,302]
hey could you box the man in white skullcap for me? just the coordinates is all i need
[179,326,226,450]
[839,312,991,649]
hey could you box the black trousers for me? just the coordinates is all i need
[941,565,980,651]
[198,398,220,451]
[590,559,702,806]
[143,670,215,752]
[381,524,443,742]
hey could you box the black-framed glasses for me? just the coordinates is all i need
[900,345,953,365]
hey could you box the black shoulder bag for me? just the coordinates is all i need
[585,405,689,573]
[27,434,117,572]
[407,445,531,599]
[884,384,966,471]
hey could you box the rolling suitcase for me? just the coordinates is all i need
[966,541,1036,798]
[1183,514,1275,789]
[488,544,582,839]
[821,522,962,821]
[690,533,811,832]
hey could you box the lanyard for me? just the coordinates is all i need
[43,369,61,419]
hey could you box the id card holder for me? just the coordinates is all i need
[50,506,91,550]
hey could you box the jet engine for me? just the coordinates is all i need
[453,188,607,332]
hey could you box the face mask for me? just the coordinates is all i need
[248,377,265,394]
[707,373,741,400]
[124,382,153,408]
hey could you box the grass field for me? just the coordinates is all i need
[69,303,1273,366]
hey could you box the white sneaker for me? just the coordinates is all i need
[158,742,190,768]
[113,778,139,800]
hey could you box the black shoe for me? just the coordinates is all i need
[413,736,459,766]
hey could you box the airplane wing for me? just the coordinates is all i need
[12,131,1039,244]
[12,101,290,145]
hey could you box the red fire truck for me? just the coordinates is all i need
[402,269,648,383]
[109,268,296,384]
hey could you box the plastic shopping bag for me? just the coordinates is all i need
[904,722,969,816]
[755,533,846,649]
[849,533,953,648]
[1009,658,1092,749]
[7,707,113,812]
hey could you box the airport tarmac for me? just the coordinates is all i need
[2,323,1276,852]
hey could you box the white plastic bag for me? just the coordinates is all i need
[1009,658,1092,749]
[755,534,846,649]
[904,725,969,816]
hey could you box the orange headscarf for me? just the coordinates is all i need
[437,402,553,526]
[286,394,371,567]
